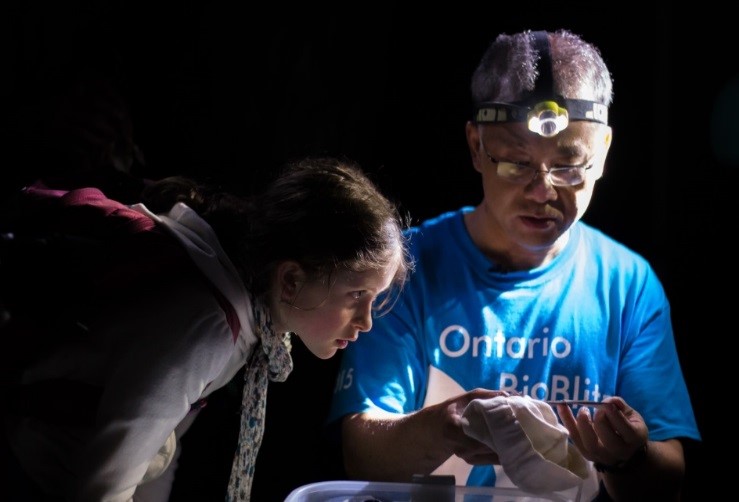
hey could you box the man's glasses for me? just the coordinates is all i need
[482,146,593,187]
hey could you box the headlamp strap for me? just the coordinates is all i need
[531,30,555,102]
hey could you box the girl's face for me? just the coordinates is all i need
[274,259,400,360]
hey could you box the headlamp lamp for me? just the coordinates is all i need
[472,30,609,137]
[527,101,568,137]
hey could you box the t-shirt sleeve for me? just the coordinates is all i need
[616,265,701,442]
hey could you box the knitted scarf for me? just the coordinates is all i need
[226,298,293,501]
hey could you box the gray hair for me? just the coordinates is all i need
[471,29,613,107]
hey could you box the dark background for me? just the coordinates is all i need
[3,2,727,500]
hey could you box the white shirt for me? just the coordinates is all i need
[10,202,257,502]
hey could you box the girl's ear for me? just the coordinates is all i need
[275,260,306,300]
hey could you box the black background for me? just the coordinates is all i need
[3,2,727,500]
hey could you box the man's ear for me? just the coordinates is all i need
[603,126,613,152]
[465,121,484,174]
[275,261,306,299]
[592,126,613,180]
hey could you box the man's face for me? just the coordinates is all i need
[466,120,612,254]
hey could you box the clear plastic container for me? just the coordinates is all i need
[284,480,578,502]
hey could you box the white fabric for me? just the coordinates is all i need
[461,395,589,494]
[9,203,258,502]
[140,431,176,484]
[135,410,199,502]
[132,202,257,392]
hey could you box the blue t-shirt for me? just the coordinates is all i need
[328,207,701,487]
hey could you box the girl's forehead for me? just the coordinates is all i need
[334,268,378,285]
[335,263,398,288]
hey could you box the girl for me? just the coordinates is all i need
[1,157,411,502]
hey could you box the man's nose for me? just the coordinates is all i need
[525,169,558,201]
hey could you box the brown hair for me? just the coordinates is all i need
[142,157,412,307]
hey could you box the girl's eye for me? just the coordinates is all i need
[350,291,367,299]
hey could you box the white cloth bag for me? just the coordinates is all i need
[461,395,590,494]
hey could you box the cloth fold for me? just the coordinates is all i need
[461,395,589,494]
[141,431,177,483]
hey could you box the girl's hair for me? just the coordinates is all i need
[142,157,412,308]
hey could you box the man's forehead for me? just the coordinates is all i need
[489,119,602,136]
[485,121,605,149]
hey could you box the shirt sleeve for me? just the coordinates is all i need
[74,274,236,501]
[616,266,701,442]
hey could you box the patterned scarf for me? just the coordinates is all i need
[226,297,293,501]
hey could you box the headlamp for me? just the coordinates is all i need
[473,99,608,137]
[527,101,568,137]
[471,30,609,137]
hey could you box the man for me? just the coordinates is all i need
[326,29,701,500]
